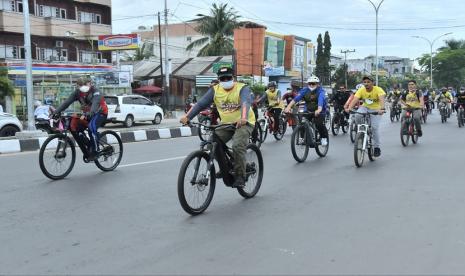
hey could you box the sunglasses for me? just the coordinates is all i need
[308,82,317,86]
[219,76,233,82]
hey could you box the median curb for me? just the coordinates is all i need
[0,126,199,154]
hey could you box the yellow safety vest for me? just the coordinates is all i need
[266,89,284,108]
[213,82,256,125]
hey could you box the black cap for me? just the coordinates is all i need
[217,66,234,77]
[362,76,374,82]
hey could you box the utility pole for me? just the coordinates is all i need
[157,12,165,109]
[163,0,170,112]
[341,49,355,88]
[23,0,35,130]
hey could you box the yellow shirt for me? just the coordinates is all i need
[403,91,422,109]
[213,83,256,125]
[266,89,284,108]
[354,86,386,110]
[439,92,452,101]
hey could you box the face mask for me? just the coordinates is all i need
[308,85,317,91]
[220,80,234,90]
[79,85,90,93]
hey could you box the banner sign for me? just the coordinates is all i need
[98,34,140,51]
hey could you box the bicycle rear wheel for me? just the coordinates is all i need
[350,122,356,143]
[177,151,216,215]
[341,117,349,133]
[39,134,76,180]
[354,132,365,168]
[411,124,418,144]
[238,144,263,198]
[94,130,123,172]
[290,124,309,163]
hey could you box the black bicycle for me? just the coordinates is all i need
[331,109,349,136]
[390,102,401,122]
[457,104,465,128]
[290,112,329,163]
[177,123,264,215]
[39,114,123,180]
[439,102,449,123]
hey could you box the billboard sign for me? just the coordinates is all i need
[98,34,140,51]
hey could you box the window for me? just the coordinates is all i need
[37,5,56,17]
[16,0,22,12]
[186,36,192,42]
[137,97,152,105]
[18,46,25,59]
[78,11,102,23]
[0,0,15,11]
[60,8,66,19]
[95,14,101,24]
[104,97,119,105]
[122,97,133,104]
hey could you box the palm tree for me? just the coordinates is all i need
[186,3,240,57]
[438,39,465,51]
[123,42,155,61]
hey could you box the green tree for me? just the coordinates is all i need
[0,68,14,102]
[323,31,332,85]
[314,33,324,82]
[123,42,154,61]
[332,64,359,89]
[186,3,240,57]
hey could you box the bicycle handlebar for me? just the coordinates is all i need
[185,122,236,130]
[349,110,382,115]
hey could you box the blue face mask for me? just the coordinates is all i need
[220,80,234,90]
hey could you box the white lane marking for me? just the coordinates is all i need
[119,156,186,168]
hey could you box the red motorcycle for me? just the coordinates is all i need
[197,105,220,141]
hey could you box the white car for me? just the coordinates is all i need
[0,112,23,137]
[104,95,164,127]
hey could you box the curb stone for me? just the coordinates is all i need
[0,126,198,154]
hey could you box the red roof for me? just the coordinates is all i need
[133,85,162,94]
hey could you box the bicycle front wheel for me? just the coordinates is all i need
[95,130,123,172]
[400,122,410,147]
[250,122,263,148]
[258,119,268,143]
[349,122,356,143]
[39,134,76,180]
[238,144,264,198]
[273,117,286,141]
[331,115,340,136]
[291,124,309,163]
[177,151,216,215]
[354,132,365,168]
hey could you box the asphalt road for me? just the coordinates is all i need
[1,110,464,274]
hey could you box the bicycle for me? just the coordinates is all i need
[331,108,349,136]
[400,108,421,147]
[351,110,379,168]
[257,107,286,142]
[177,123,264,215]
[39,114,123,180]
[439,102,449,123]
[390,102,401,122]
[457,104,465,128]
[290,112,329,163]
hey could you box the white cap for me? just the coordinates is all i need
[34,100,42,107]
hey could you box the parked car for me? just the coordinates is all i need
[0,112,23,137]
[104,95,164,127]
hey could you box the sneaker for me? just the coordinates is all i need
[417,129,423,137]
[232,176,245,188]
[321,138,328,146]
[374,147,381,157]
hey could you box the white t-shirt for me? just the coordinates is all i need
[34,105,51,120]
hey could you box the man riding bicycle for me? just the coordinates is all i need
[284,76,329,146]
[400,80,424,137]
[456,87,465,112]
[258,81,284,133]
[345,76,386,157]
[54,77,108,161]
[435,87,453,117]
[180,67,255,188]
[331,85,352,120]
[387,86,402,111]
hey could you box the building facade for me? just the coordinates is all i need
[134,22,204,60]
[331,55,414,77]
[0,0,112,65]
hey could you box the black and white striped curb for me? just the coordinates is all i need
[0,126,198,154]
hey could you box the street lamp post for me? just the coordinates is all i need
[412,32,452,89]
[341,49,355,88]
[367,0,385,86]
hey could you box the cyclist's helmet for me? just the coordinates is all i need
[307,76,320,83]
[355,83,364,90]
[268,81,277,88]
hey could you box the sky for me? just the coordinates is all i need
[112,0,465,61]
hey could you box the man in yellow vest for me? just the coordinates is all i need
[180,67,255,188]
[258,81,284,133]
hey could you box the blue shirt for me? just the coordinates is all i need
[293,86,327,112]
